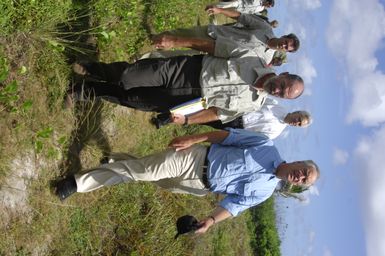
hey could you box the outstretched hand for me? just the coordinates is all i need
[205,5,221,15]
[171,113,186,125]
[195,217,215,234]
[168,135,198,151]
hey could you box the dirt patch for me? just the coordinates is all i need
[0,151,40,227]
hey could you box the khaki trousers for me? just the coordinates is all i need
[75,145,209,196]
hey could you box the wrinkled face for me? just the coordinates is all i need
[263,74,304,99]
[275,37,295,52]
[281,162,318,186]
[285,112,308,127]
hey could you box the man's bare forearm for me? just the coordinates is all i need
[206,6,241,19]
[186,107,219,124]
[195,206,232,234]
[173,37,215,54]
[208,206,232,223]
[193,130,229,144]
[168,130,229,151]
[216,8,241,19]
[153,34,215,54]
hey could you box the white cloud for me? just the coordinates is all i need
[297,55,317,85]
[347,73,385,126]
[303,231,315,255]
[307,185,319,196]
[327,2,385,253]
[276,1,319,95]
[286,0,322,10]
[295,185,319,205]
[353,126,385,256]
[309,230,316,242]
[323,247,333,256]
[333,148,349,165]
[326,0,385,126]
[284,22,308,40]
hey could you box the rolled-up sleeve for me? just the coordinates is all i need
[220,128,270,147]
[219,193,271,216]
[214,37,250,58]
[216,109,243,123]
[237,13,270,29]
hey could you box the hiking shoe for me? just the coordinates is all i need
[55,176,77,201]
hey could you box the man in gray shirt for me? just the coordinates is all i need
[156,7,299,65]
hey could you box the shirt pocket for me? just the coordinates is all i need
[226,151,246,171]
[243,182,257,196]
[225,94,239,110]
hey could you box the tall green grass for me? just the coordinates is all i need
[0,0,280,255]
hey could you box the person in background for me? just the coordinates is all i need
[166,98,312,141]
[212,0,275,15]
[154,6,299,65]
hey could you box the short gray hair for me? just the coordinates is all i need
[297,111,312,127]
[302,160,320,182]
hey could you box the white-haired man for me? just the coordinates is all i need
[167,98,312,140]
[55,129,320,233]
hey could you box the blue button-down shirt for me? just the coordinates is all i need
[207,129,283,216]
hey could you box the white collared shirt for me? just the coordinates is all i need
[241,98,288,139]
[215,0,265,14]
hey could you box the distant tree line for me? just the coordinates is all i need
[277,180,309,202]
[248,197,281,256]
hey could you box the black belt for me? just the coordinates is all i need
[223,116,244,129]
[202,147,211,189]
[232,116,244,129]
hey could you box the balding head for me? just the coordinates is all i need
[263,72,304,99]
[276,160,320,186]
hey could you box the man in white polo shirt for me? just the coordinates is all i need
[199,98,312,139]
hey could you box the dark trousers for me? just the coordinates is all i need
[204,116,244,130]
[75,55,204,112]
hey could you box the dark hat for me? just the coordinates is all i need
[174,215,200,239]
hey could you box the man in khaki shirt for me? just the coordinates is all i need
[70,20,303,124]
[72,50,303,124]
[157,7,299,65]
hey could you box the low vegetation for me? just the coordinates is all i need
[0,0,281,255]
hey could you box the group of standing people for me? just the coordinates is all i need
[56,0,320,235]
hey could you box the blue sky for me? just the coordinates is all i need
[265,0,385,255]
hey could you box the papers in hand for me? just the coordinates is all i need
[170,98,207,116]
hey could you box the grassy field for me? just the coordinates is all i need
[0,0,262,255]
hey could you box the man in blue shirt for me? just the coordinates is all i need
[55,129,319,234]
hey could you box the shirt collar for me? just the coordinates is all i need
[273,160,286,179]
[252,67,276,89]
